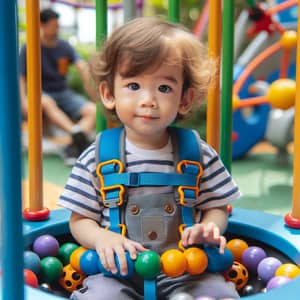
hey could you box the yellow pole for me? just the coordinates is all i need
[206,0,221,152]
[25,0,43,211]
[285,1,300,228]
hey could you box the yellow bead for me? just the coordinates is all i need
[70,246,87,272]
[232,94,240,111]
[280,31,298,49]
[275,263,300,279]
[267,79,296,109]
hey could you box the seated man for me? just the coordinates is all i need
[19,8,96,166]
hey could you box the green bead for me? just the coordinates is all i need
[135,251,161,279]
[58,242,79,265]
[40,256,63,283]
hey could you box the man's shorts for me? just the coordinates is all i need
[45,88,87,120]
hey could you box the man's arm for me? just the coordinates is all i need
[74,60,98,101]
[19,45,29,117]
[19,74,28,117]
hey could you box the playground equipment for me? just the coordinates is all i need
[232,0,298,159]
[1,1,300,300]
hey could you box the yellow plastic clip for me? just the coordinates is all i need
[177,160,203,206]
[96,159,125,207]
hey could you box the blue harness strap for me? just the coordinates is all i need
[175,127,200,161]
[172,128,202,228]
[96,127,202,232]
[97,127,124,234]
[98,127,123,162]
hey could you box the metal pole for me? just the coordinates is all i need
[25,0,44,211]
[285,0,300,228]
[206,0,222,152]
[0,0,24,299]
[220,1,235,172]
[168,0,180,23]
[95,0,108,132]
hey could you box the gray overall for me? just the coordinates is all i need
[98,128,189,253]
[71,128,239,300]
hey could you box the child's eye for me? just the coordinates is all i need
[127,83,140,90]
[158,85,172,93]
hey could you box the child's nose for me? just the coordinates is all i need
[140,91,157,108]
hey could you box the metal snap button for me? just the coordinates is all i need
[148,231,158,240]
[130,204,140,215]
[164,203,174,214]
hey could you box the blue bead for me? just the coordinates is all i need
[204,246,234,273]
[80,249,100,275]
[24,251,41,275]
[97,251,135,278]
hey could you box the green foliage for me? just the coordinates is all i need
[147,0,254,32]
[18,6,26,31]
[68,43,95,95]
[68,65,85,94]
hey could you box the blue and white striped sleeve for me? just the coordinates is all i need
[193,133,241,209]
[57,143,103,222]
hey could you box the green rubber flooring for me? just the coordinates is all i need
[231,153,293,216]
[22,151,294,216]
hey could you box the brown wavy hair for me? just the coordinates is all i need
[89,17,216,121]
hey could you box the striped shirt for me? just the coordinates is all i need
[58,130,241,227]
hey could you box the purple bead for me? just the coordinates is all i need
[266,276,291,290]
[33,234,59,258]
[241,246,267,273]
[257,257,282,282]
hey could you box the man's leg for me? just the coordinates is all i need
[46,89,96,165]
[78,101,96,136]
[48,89,96,137]
[42,94,75,134]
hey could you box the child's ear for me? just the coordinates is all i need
[178,88,195,115]
[99,81,115,110]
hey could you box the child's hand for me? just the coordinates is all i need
[181,222,227,253]
[95,231,147,276]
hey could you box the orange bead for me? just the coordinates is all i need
[160,249,187,278]
[184,247,208,275]
[226,239,248,262]
[59,264,85,293]
[70,247,87,272]
[224,261,249,290]
[275,263,300,279]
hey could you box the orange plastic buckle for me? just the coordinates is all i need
[178,224,187,251]
[96,159,125,207]
[100,185,125,207]
[177,160,203,206]
[105,224,127,236]
[178,223,186,234]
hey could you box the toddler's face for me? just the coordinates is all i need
[110,63,192,148]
